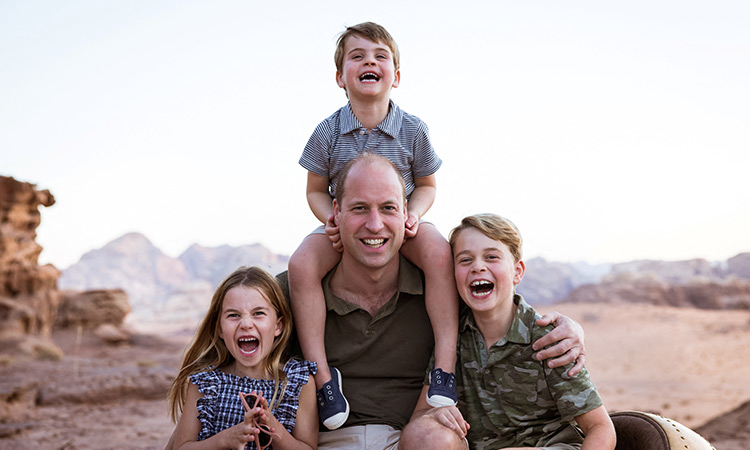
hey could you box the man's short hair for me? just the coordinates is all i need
[335,152,406,202]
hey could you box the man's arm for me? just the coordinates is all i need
[533,312,586,377]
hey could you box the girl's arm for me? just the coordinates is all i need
[173,383,258,450]
[306,172,334,224]
[259,380,318,450]
[404,174,436,238]
[575,405,616,450]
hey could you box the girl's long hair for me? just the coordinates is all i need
[167,266,293,422]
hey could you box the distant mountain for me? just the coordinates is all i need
[59,233,750,323]
[59,233,289,322]
[518,257,611,305]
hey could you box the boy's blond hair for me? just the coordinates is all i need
[449,214,524,263]
[334,22,400,74]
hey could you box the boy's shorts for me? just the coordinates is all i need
[538,425,584,449]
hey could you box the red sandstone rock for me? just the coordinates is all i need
[0,176,60,357]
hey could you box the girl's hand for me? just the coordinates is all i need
[326,214,343,252]
[216,419,258,450]
[239,391,277,449]
[404,213,420,239]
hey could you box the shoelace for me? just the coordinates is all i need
[241,393,279,450]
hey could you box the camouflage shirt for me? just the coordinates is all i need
[456,294,603,450]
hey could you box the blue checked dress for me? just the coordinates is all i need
[191,359,316,449]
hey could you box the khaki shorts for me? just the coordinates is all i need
[318,424,401,450]
[539,425,584,450]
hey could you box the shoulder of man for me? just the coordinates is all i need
[276,270,290,301]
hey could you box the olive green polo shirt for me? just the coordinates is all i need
[279,256,434,430]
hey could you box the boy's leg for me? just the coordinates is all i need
[400,223,459,407]
[288,232,349,429]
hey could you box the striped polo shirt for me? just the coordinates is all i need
[299,101,442,199]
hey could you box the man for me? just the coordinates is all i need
[282,153,586,449]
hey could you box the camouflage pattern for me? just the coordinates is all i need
[456,294,603,450]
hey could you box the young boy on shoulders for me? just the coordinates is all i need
[288,22,459,430]
[445,214,615,450]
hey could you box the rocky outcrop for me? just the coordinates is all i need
[55,289,131,329]
[566,274,750,309]
[696,399,750,449]
[0,176,60,357]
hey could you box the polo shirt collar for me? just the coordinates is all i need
[339,101,403,138]
[323,255,423,315]
[460,294,534,345]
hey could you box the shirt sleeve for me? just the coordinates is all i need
[410,119,442,179]
[299,120,334,178]
[544,362,604,423]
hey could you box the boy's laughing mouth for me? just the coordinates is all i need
[470,280,494,297]
[359,72,380,82]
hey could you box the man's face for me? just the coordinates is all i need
[334,160,406,270]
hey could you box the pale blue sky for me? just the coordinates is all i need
[2,0,749,269]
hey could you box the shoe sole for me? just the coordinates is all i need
[426,394,457,408]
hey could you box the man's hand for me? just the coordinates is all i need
[533,311,586,377]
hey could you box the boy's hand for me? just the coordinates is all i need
[423,405,470,438]
[533,312,586,377]
[404,212,420,239]
[326,214,343,252]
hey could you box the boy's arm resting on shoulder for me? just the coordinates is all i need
[533,312,586,376]
[575,405,616,450]
[404,174,437,238]
[306,172,334,224]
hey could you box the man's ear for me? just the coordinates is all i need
[333,199,341,226]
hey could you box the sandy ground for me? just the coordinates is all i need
[1,302,748,449]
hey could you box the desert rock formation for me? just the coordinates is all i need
[0,176,60,357]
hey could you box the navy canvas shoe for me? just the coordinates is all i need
[426,368,458,407]
[317,367,350,430]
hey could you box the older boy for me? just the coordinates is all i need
[287,22,459,430]
[406,214,616,450]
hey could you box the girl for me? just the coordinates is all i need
[167,266,318,450]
